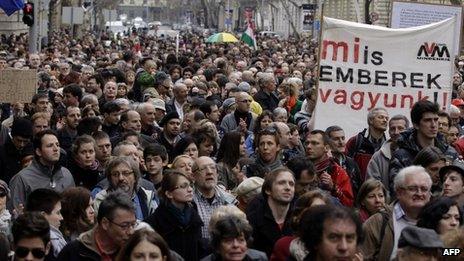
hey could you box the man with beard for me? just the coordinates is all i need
[93,157,158,221]
[192,156,236,241]
[246,167,295,257]
[57,106,81,152]
[346,107,389,181]
[157,111,181,161]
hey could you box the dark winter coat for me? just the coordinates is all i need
[245,195,293,257]
[145,201,203,261]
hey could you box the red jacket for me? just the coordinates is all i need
[328,162,355,207]
[453,138,464,158]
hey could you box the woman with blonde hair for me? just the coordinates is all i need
[171,155,194,181]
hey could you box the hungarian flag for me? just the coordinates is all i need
[0,0,24,16]
[241,23,257,49]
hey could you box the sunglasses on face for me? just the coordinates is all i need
[15,247,46,259]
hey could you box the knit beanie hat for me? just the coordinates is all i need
[11,118,33,139]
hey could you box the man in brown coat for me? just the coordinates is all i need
[361,165,432,260]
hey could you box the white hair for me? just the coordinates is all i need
[136,102,154,114]
[394,165,431,191]
[449,104,460,115]
[273,107,287,116]
[286,77,303,85]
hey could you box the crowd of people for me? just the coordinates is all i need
[0,26,462,261]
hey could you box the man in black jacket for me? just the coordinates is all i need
[246,167,295,257]
[254,73,279,112]
[0,118,33,183]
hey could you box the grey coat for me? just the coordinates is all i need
[9,159,75,209]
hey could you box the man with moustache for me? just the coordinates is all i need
[93,157,158,221]
[192,156,236,245]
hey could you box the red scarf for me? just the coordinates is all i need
[286,96,297,112]
[314,155,331,174]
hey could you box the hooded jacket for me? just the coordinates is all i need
[57,227,101,261]
[389,129,458,195]
[9,158,75,209]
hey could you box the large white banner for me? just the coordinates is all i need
[314,17,457,138]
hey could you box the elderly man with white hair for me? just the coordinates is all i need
[165,82,188,120]
[361,165,432,260]
[254,73,279,111]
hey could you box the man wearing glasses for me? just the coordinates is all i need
[12,212,51,261]
[192,156,236,241]
[58,190,138,260]
[361,165,432,260]
[93,157,158,221]
[220,92,256,136]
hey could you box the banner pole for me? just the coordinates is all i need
[315,1,325,93]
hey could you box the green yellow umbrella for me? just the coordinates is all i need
[206,32,239,43]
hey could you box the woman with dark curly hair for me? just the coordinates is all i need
[417,196,463,235]
[202,216,267,261]
[60,187,95,241]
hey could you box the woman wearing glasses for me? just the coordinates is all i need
[145,170,203,261]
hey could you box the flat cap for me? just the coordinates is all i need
[439,159,464,183]
[398,226,443,249]
[234,177,264,198]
